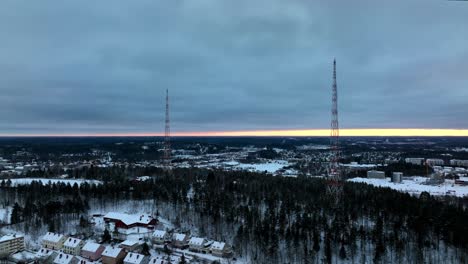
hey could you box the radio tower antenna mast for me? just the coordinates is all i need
[327,58,342,204]
[164,88,171,166]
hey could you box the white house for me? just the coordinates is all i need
[171,233,189,249]
[188,237,207,252]
[210,241,233,257]
[42,232,67,250]
[151,230,169,245]
[63,237,85,255]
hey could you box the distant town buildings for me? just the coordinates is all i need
[426,159,445,166]
[405,158,425,165]
[450,159,468,167]
[392,172,403,183]
[367,170,386,179]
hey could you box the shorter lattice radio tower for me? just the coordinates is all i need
[163,88,171,166]
[327,58,343,204]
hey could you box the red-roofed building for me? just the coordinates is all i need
[104,212,157,230]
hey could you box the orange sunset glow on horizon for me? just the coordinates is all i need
[2,128,468,137]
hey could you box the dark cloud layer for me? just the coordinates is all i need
[0,0,467,134]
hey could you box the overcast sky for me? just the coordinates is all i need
[0,0,467,134]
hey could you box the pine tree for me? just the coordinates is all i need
[10,202,22,224]
[325,233,332,264]
[102,228,111,243]
[142,243,150,256]
[339,244,347,260]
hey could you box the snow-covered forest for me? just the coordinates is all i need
[1,166,468,263]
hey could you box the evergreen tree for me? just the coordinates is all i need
[10,202,22,224]
[339,244,347,260]
[141,243,150,256]
[102,228,111,243]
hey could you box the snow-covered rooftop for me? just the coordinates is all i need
[120,239,139,247]
[82,241,102,252]
[43,232,65,243]
[189,237,205,246]
[102,246,123,258]
[63,237,82,248]
[104,212,154,225]
[53,253,75,264]
[0,234,23,242]
[124,252,146,264]
[172,233,187,241]
[211,241,226,250]
[152,230,167,238]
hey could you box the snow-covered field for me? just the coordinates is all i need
[2,178,102,186]
[0,207,11,224]
[348,177,468,197]
[237,160,289,173]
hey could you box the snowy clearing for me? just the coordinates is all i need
[236,160,290,173]
[348,176,468,197]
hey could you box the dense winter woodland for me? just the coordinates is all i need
[1,166,467,263]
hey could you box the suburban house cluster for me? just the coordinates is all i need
[152,230,232,257]
[0,212,233,263]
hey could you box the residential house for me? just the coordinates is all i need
[123,252,148,264]
[42,232,67,250]
[53,252,78,264]
[103,212,157,230]
[81,242,105,261]
[63,237,85,255]
[102,246,127,264]
[119,240,141,252]
[210,241,233,257]
[171,233,189,249]
[151,230,169,245]
[188,237,208,253]
[0,234,25,257]
[148,256,182,264]
[104,212,157,241]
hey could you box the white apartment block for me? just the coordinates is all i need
[0,234,25,256]
[405,158,425,165]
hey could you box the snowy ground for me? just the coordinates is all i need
[0,206,11,224]
[2,178,102,186]
[237,160,289,173]
[348,176,468,197]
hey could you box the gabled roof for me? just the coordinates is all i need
[43,232,65,243]
[53,253,75,264]
[172,233,187,241]
[102,246,123,258]
[188,237,205,246]
[82,242,102,253]
[63,237,82,248]
[104,212,154,226]
[120,239,139,247]
[211,241,226,250]
[124,252,146,264]
[152,230,167,239]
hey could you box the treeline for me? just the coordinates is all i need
[1,168,468,263]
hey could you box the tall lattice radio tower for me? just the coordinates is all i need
[163,89,171,165]
[327,59,342,203]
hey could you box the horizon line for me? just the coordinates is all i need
[1,128,468,137]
